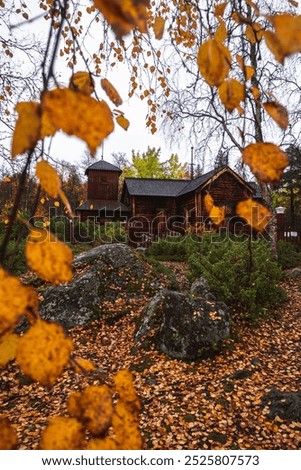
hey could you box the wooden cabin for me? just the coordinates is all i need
[76,160,262,246]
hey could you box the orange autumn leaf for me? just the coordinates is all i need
[242,142,288,184]
[197,39,231,87]
[215,20,227,43]
[0,332,18,368]
[93,0,149,38]
[204,193,214,212]
[25,227,73,284]
[114,369,141,412]
[36,160,61,199]
[112,400,142,450]
[0,268,38,336]
[40,417,84,450]
[245,23,264,44]
[236,54,254,80]
[116,114,130,130]
[67,385,113,436]
[153,15,165,40]
[72,357,96,374]
[101,78,123,106]
[209,205,225,227]
[264,14,301,63]
[250,86,260,100]
[0,417,18,450]
[236,199,271,232]
[218,79,245,113]
[36,160,73,217]
[16,319,73,385]
[262,101,289,129]
[69,71,95,95]
[41,88,114,156]
[214,2,228,18]
[86,436,118,450]
[12,102,41,158]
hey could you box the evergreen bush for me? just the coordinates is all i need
[188,234,286,315]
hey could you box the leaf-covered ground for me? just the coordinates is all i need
[1,263,300,450]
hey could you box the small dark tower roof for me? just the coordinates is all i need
[85,160,121,175]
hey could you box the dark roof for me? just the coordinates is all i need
[123,178,189,197]
[247,181,262,199]
[85,160,121,175]
[76,200,130,212]
[177,169,216,196]
[123,168,225,198]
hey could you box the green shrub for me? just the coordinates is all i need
[277,240,301,269]
[147,235,194,261]
[188,234,286,316]
[2,238,27,275]
[100,221,127,243]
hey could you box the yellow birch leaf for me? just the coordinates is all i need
[72,357,96,374]
[263,30,284,64]
[40,417,84,450]
[0,417,18,450]
[12,102,41,158]
[101,78,123,106]
[58,188,74,219]
[153,15,165,40]
[236,199,271,232]
[245,65,255,81]
[116,114,130,130]
[204,193,214,212]
[112,401,142,450]
[114,369,141,412]
[197,39,231,87]
[0,332,18,368]
[16,319,73,385]
[67,385,113,436]
[214,2,228,18]
[36,160,61,199]
[41,88,114,156]
[250,86,260,100]
[264,14,301,63]
[69,71,95,95]
[236,55,255,80]
[209,205,225,226]
[86,437,118,450]
[0,268,39,336]
[242,142,288,184]
[218,79,245,112]
[215,20,227,43]
[93,0,149,38]
[263,101,289,129]
[246,23,263,44]
[25,227,73,284]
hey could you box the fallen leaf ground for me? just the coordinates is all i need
[1,263,300,450]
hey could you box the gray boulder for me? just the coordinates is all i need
[135,290,230,360]
[40,243,156,329]
[190,277,216,301]
[261,389,301,422]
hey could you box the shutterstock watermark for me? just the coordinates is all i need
[27,206,272,245]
